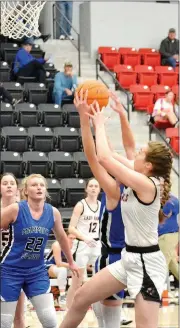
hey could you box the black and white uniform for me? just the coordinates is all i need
[0,229,9,255]
[73,199,101,269]
[108,177,167,302]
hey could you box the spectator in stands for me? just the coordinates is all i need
[152,90,178,126]
[160,28,179,69]
[0,83,20,106]
[174,97,179,119]
[158,192,179,282]
[13,37,49,83]
[53,61,77,106]
[56,1,74,40]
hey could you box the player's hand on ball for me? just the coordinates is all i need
[69,262,80,277]
[74,88,90,114]
[109,91,125,115]
[86,101,106,127]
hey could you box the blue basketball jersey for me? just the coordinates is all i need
[45,250,66,268]
[0,200,55,268]
[99,186,125,249]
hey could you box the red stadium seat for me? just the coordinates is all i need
[155,66,178,87]
[98,47,120,70]
[114,65,137,89]
[172,85,179,100]
[166,128,179,154]
[147,105,173,130]
[119,48,141,67]
[135,65,157,87]
[130,85,154,111]
[139,49,160,67]
[151,85,171,101]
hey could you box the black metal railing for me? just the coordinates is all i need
[96,58,130,121]
[52,3,81,76]
[149,122,179,176]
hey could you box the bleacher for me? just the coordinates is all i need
[98,46,179,155]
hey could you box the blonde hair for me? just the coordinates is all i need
[145,142,173,223]
[20,174,50,200]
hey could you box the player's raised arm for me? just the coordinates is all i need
[0,203,19,229]
[74,90,120,202]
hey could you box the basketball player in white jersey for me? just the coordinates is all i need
[66,178,101,308]
[0,173,25,328]
[59,93,173,328]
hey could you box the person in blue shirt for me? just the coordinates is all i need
[53,61,78,106]
[13,37,47,83]
[158,193,179,280]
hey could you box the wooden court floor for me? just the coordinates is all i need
[26,300,178,328]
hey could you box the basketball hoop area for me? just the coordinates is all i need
[0,1,46,39]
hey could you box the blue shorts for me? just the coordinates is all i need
[0,264,50,302]
[95,252,124,300]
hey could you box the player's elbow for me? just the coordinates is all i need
[97,154,109,166]
[68,225,75,234]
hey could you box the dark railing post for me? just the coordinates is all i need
[96,59,99,80]
[52,4,55,39]
[78,34,81,77]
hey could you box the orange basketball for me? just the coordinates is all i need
[76,80,109,109]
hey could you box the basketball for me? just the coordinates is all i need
[76,80,109,109]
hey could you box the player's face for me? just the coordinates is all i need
[134,146,151,173]
[1,175,18,199]
[26,177,46,201]
[86,179,100,197]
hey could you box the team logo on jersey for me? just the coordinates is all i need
[121,193,129,202]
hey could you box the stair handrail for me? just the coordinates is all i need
[96,57,130,121]
[52,3,81,76]
[149,122,179,177]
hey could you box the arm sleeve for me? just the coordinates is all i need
[36,58,46,64]
[54,74,66,93]
[72,75,78,88]
[159,40,171,58]
[163,201,173,216]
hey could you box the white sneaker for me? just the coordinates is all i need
[60,35,65,40]
[68,35,74,40]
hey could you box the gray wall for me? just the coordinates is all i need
[80,1,179,57]
[80,2,91,53]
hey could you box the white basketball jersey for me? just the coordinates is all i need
[121,177,161,247]
[76,199,101,239]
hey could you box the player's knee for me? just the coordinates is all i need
[38,307,57,328]
[73,288,89,310]
[1,314,14,328]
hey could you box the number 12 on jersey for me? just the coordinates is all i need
[89,222,97,233]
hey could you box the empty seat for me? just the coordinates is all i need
[0,103,15,127]
[44,63,57,78]
[58,208,73,230]
[114,65,137,89]
[73,152,92,179]
[38,104,63,127]
[0,61,10,82]
[23,151,50,177]
[46,179,62,207]
[151,85,170,101]
[15,103,39,127]
[28,127,55,152]
[24,83,48,104]
[61,178,86,207]
[62,104,80,128]
[130,85,154,111]
[155,66,178,87]
[139,49,161,67]
[98,47,120,70]
[49,151,76,178]
[54,127,80,152]
[135,65,157,87]
[166,128,179,154]
[2,43,19,64]
[2,82,24,101]
[119,48,140,67]
[1,151,24,177]
[2,126,29,152]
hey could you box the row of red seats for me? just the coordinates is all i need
[130,85,178,111]
[166,128,179,154]
[114,65,179,89]
[98,47,161,69]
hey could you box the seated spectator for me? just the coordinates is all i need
[160,28,179,69]
[13,37,49,83]
[174,97,179,119]
[0,83,20,106]
[53,61,77,106]
[152,90,178,126]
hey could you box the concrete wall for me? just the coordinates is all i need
[80,1,179,57]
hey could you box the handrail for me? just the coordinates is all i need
[149,122,179,177]
[96,57,130,121]
[52,3,81,76]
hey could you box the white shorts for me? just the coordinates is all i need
[73,240,101,269]
[108,247,167,302]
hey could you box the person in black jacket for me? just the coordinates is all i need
[160,28,179,68]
